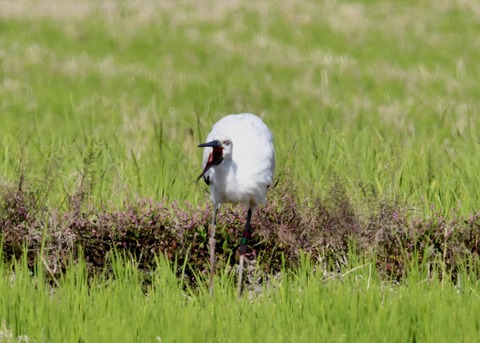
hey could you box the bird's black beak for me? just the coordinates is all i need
[198,140,222,148]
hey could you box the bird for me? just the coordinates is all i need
[197,113,275,297]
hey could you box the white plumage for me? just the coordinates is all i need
[200,113,275,209]
[198,113,275,296]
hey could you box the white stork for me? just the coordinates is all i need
[198,113,276,296]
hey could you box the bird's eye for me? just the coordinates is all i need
[223,140,231,146]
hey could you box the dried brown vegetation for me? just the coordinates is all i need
[1,172,480,288]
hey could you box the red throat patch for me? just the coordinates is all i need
[208,147,223,165]
[197,146,224,181]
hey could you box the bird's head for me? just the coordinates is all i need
[197,134,233,181]
[198,134,233,159]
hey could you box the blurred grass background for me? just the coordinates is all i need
[1,0,479,216]
[2,2,480,341]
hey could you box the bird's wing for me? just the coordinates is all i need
[213,113,275,184]
[200,113,275,189]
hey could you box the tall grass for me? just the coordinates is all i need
[0,253,479,342]
[0,0,479,216]
[1,2,480,340]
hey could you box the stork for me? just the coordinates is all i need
[198,113,275,297]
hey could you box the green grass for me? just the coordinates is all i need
[1,0,480,341]
[1,0,479,215]
[1,253,479,342]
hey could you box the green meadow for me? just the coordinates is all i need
[1,254,480,342]
[1,0,480,341]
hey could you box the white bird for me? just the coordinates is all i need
[197,113,275,296]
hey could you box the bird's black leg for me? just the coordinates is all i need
[239,208,252,255]
[209,206,218,295]
[238,208,252,297]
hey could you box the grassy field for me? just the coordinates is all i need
[1,0,479,214]
[1,0,480,341]
[1,254,480,342]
